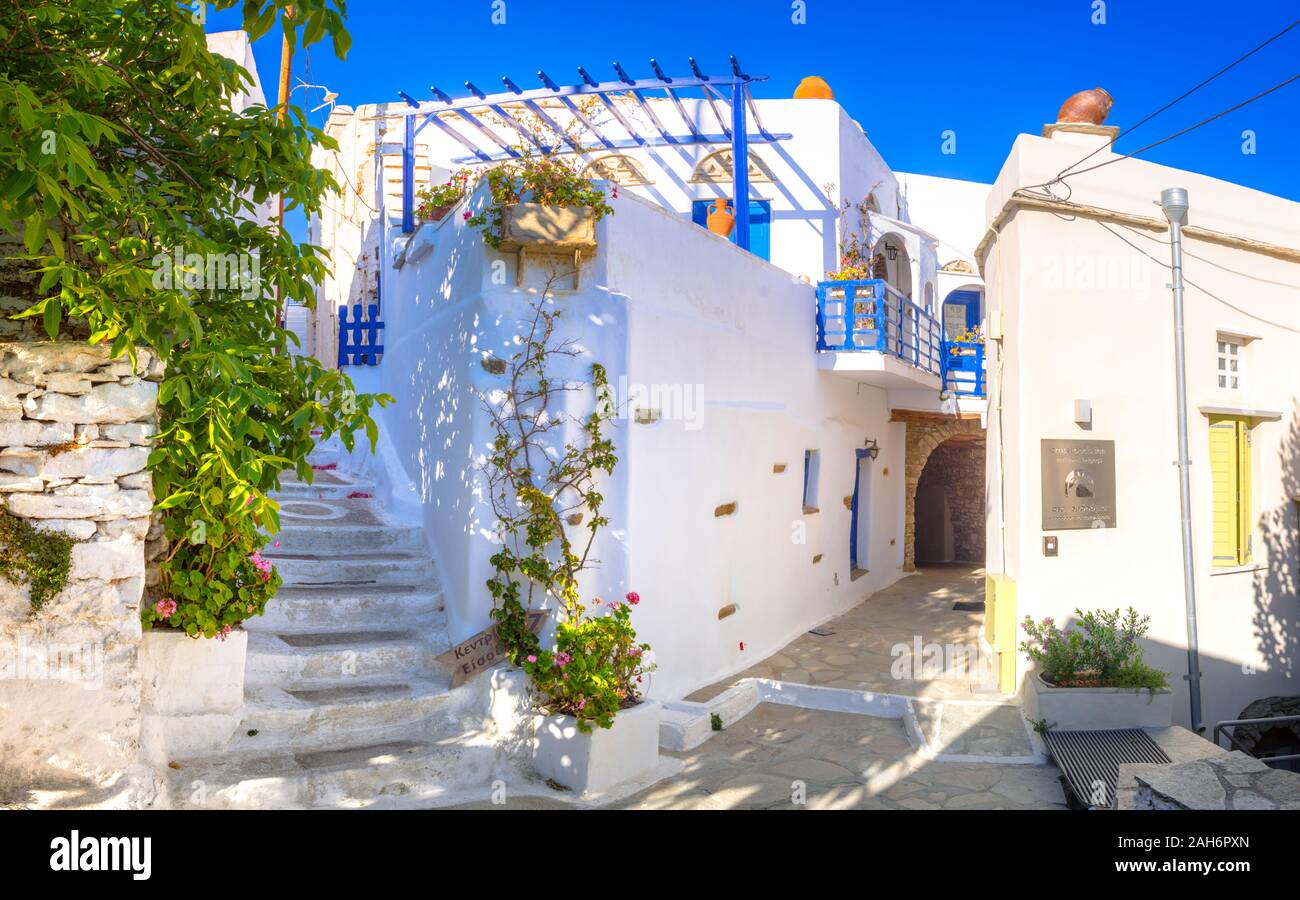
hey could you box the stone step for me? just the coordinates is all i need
[271,522,425,555]
[164,734,503,809]
[248,585,443,634]
[236,677,458,753]
[266,552,437,588]
[275,469,378,501]
[245,630,441,689]
[305,445,343,468]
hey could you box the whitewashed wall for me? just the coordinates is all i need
[346,187,908,700]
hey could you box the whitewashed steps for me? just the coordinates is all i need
[234,677,457,754]
[244,629,437,689]
[277,467,378,501]
[165,732,501,810]
[245,585,443,635]
[267,552,436,588]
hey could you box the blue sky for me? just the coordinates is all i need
[205,0,1300,240]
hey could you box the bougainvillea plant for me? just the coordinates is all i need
[1,1,391,638]
[482,281,650,731]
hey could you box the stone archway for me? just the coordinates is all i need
[892,409,985,571]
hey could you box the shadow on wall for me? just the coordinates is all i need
[1252,401,1300,685]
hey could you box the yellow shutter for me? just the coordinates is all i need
[1208,415,1251,566]
[1239,422,1252,563]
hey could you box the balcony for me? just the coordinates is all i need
[815,279,941,390]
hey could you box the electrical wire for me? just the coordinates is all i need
[1097,219,1300,336]
[1022,18,1300,196]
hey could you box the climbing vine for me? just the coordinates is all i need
[0,505,73,613]
[482,278,652,731]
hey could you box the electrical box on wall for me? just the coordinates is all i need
[987,310,1004,341]
[1043,535,1058,557]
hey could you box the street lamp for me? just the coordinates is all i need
[1158,186,1203,733]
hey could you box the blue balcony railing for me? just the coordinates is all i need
[815,279,941,375]
[941,339,986,397]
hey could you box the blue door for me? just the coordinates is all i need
[941,289,981,339]
[849,449,872,571]
[691,199,771,261]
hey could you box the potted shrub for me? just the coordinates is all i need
[466,156,613,252]
[414,169,473,224]
[523,592,660,795]
[1020,607,1173,730]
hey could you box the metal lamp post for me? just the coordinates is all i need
[1158,186,1203,733]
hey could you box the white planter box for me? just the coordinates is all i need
[139,629,247,765]
[1023,671,1172,731]
[532,699,660,795]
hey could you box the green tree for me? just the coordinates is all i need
[0,1,390,636]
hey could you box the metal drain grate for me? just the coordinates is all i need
[952,601,984,612]
[1044,728,1171,809]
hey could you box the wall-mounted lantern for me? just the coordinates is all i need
[864,438,880,459]
[885,244,900,261]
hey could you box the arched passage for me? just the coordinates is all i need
[893,410,986,571]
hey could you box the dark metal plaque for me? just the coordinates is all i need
[1041,439,1116,530]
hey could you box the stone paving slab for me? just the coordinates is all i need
[689,566,1003,704]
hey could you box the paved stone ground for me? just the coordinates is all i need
[455,567,1068,810]
[690,566,1001,703]
[615,704,1065,809]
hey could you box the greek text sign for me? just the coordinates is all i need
[437,611,546,688]
[1041,439,1116,530]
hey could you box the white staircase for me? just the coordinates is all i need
[161,459,526,809]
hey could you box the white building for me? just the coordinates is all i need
[306,65,991,701]
[979,122,1300,733]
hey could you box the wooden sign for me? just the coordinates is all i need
[437,610,546,688]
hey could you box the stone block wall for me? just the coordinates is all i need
[925,442,987,563]
[900,414,985,570]
[0,342,162,807]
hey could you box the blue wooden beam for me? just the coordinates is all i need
[731,81,750,252]
[446,130,790,164]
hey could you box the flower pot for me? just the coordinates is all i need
[1022,671,1171,731]
[498,203,597,252]
[139,628,247,766]
[1056,87,1113,125]
[419,203,455,223]
[705,199,735,238]
[532,699,661,795]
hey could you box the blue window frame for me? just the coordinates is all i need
[691,199,771,261]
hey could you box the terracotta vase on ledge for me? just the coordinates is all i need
[706,199,735,237]
[1056,87,1113,125]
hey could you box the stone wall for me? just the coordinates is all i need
[0,342,162,807]
[924,442,986,563]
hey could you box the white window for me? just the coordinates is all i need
[1217,336,1243,390]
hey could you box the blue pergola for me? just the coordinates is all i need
[394,56,790,251]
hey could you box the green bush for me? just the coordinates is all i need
[0,506,72,613]
[1020,607,1169,691]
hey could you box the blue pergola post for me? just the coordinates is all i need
[731,80,750,251]
[401,114,415,234]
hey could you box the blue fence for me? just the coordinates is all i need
[338,303,385,367]
[815,279,941,375]
[940,340,986,397]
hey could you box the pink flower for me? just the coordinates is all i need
[154,598,177,618]
[576,697,586,710]
[626,591,640,605]
[554,651,571,668]
[273,541,280,548]
[526,654,537,663]
[592,597,602,605]
[216,624,232,642]
[607,600,620,610]
[462,211,471,221]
